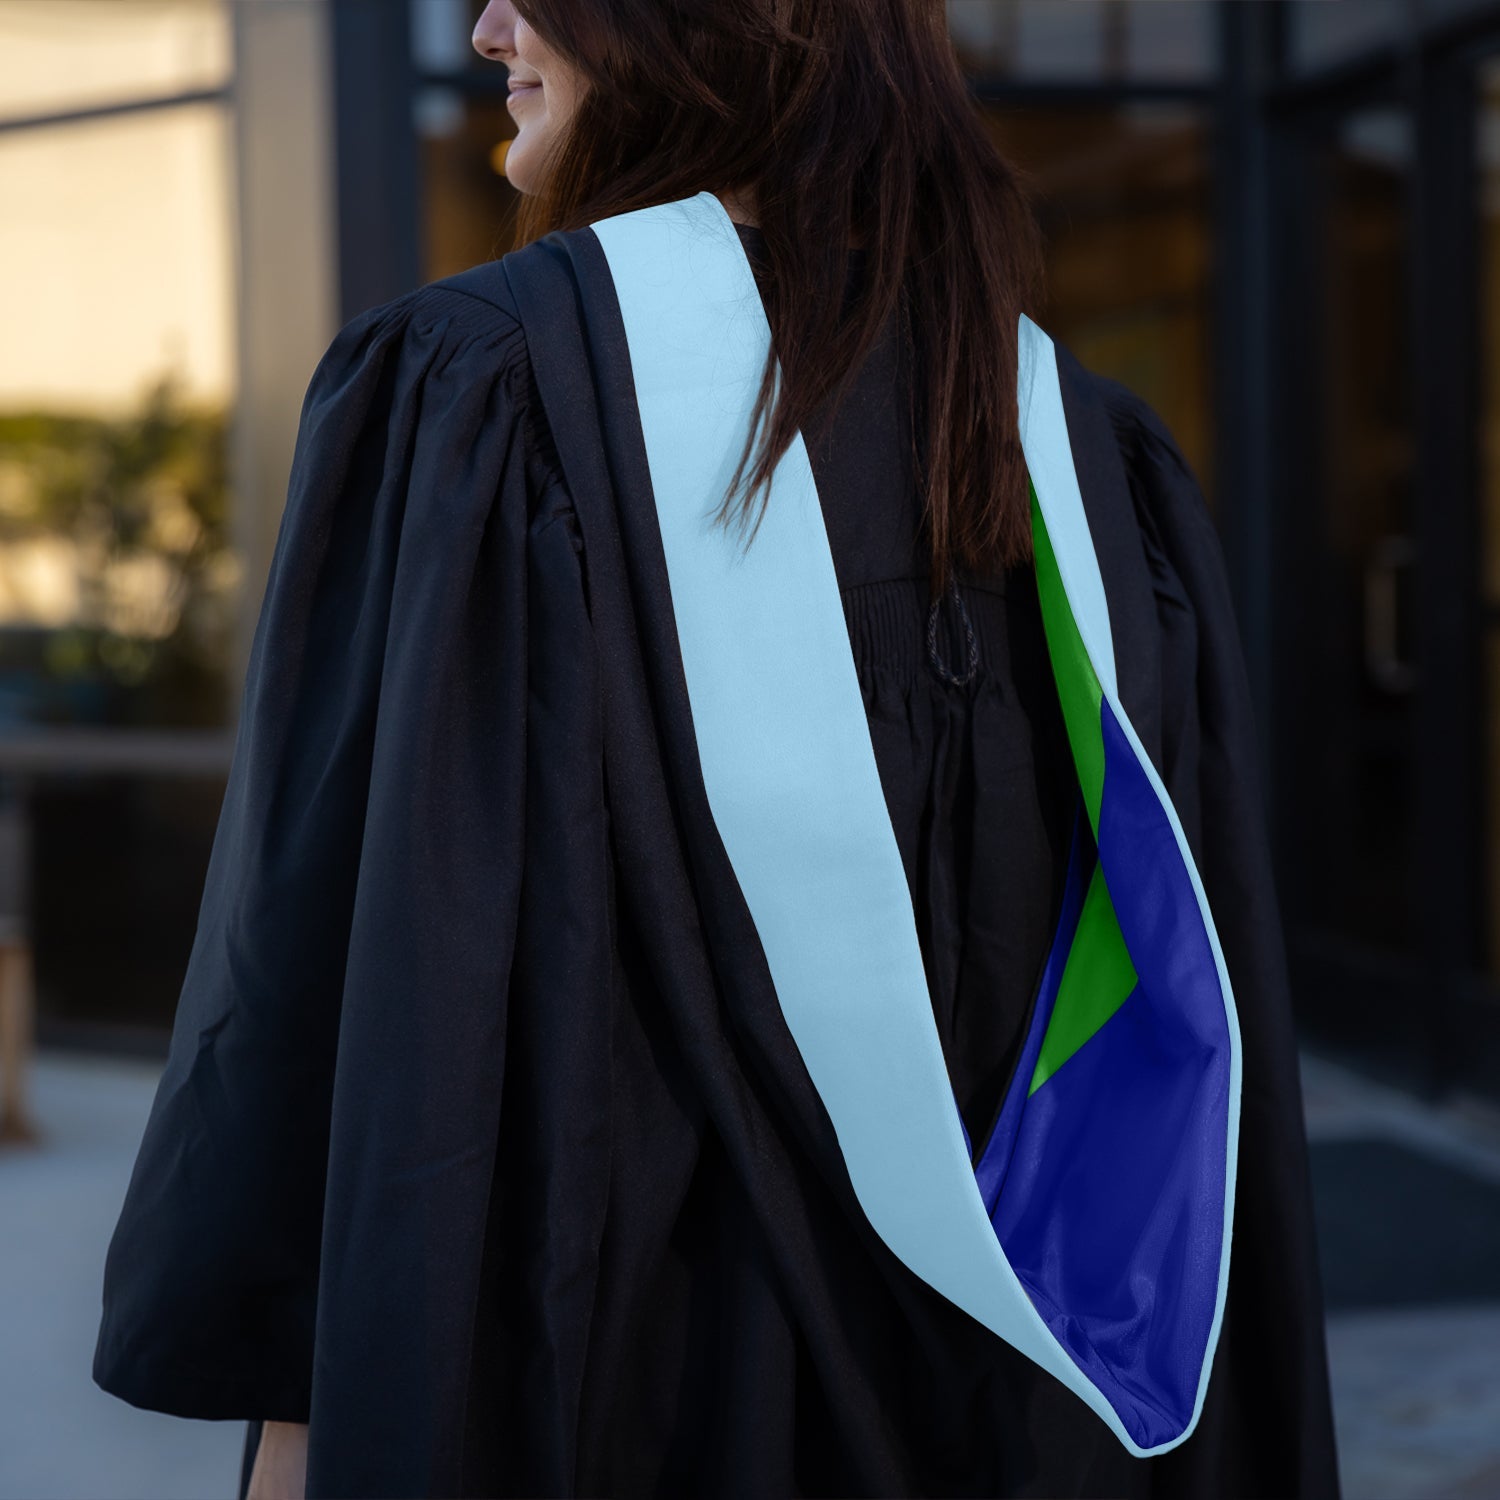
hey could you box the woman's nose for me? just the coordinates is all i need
[471,0,515,62]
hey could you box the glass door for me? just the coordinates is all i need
[1274,98,1432,1086]
[1277,47,1500,1104]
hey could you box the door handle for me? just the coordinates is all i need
[1363,533,1417,694]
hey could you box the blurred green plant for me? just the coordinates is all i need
[0,370,238,729]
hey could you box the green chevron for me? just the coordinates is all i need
[1030,483,1104,836]
[1027,484,1138,1094]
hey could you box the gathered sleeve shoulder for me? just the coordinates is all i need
[92,280,590,1425]
[1090,376,1252,860]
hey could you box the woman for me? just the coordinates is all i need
[94,2,1341,1497]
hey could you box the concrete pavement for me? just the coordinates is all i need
[4,1047,1500,1499]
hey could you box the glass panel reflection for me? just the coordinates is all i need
[0,0,230,123]
[419,90,522,279]
[945,0,1214,83]
[411,0,479,75]
[0,102,237,728]
[986,102,1214,504]
[1285,0,1403,73]
[1297,106,1417,951]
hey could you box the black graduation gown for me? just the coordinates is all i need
[92,221,1341,1500]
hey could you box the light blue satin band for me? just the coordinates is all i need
[1015,319,1120,703]
[588,189,1232,1455]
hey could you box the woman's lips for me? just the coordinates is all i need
[507,82,541,106]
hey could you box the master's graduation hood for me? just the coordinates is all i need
[498,190,1336,1496]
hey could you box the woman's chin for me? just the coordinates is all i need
[502,139,540,196]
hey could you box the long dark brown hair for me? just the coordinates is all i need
[509,0,1045,596]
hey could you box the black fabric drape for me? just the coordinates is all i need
[93,286,593,1487]
[94,225,1340,1500]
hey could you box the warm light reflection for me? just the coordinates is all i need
[0,0,238,728]
[0,536,80,626]
[0,380,237,720]
[0,0,230,124]
[985,103,1213,500]
[0,103,235,413]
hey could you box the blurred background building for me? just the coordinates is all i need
[6,3,1500,1497]
[4,0,1499,1104]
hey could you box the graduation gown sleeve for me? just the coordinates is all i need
[92,281,604,1496]
[1089,371,1342,1499]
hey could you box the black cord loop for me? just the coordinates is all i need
[925,574,979,686]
